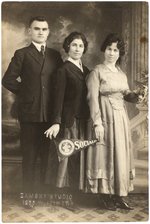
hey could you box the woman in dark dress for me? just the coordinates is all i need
[45,32,91,201]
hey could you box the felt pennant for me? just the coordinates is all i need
[53,138,99,161]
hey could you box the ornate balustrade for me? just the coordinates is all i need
[130,106,148,193]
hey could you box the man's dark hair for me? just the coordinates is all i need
[29,16,49,27]
[63,31,88,54]
[101,33,125,64]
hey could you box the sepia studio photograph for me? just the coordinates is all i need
[1,1,148,222]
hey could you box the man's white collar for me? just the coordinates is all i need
[32,41,46,52]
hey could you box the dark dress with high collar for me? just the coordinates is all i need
[48,60,91,190]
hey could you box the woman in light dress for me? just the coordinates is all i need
[86,33,137,211]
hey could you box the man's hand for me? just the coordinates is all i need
[44,124,60,139]
[94,124,104,142]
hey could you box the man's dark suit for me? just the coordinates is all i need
[2,43,62,192]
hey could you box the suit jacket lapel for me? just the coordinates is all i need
[82,64,89,79]
[28,43,44,65]
[41,47,57,75]
[66,61,84,81]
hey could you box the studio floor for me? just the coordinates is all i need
[2,193,149,222]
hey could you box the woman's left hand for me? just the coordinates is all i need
[44,124,60,139]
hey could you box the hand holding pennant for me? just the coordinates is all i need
[53,138,101,161]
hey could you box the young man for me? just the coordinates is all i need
[2,16,62,208]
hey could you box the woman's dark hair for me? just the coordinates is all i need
[63,31,88,54]
[101,33,125,64]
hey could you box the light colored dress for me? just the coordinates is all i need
[86,63,135,196]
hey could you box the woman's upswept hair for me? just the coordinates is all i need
[63,31,88,54]
[101,33,125,58]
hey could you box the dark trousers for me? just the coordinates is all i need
[20,122,51,193]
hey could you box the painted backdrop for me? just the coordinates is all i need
[2,2,123,120]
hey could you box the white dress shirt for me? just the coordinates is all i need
[32,41,46,52]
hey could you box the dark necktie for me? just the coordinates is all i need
[41,45,45,56]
